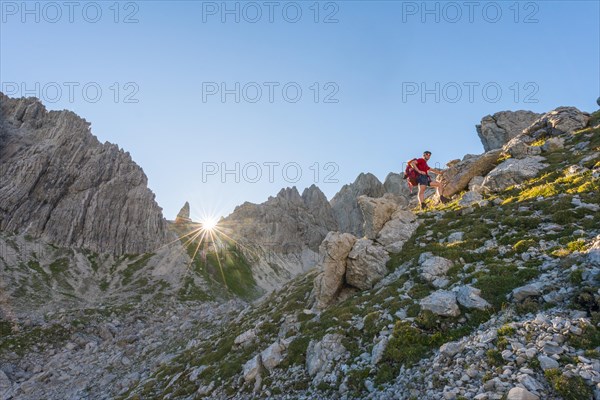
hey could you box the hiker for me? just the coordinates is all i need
[409,151,449,209]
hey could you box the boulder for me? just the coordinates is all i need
[242,355,262,383]
[481,156,548,193]
[455,285,491,310]
[346,239,390,290]
[447,231,464,243]
[419,254,454,283]
[440,340,466,358]
[376,210,419,253]
[468,176,485,193]
[458,191,483,207]
[306,333,348,382]
[260,341,285,371]
[523,106,590,137]
[587,235,600,266]
[330,173,385,236]
[440,150,502,198]
[506,387,540,400]
[234,329,257,347]
[476,110,542,151]
[371,336,389,365]
[313,232,357,309]
[537,355,559,371]
[503,135,541,159]
[541,137,565,152]
[420,290,460,317]
[358,194,408,240]
[512,283,542,302]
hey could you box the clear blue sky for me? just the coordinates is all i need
[1,1,598,220]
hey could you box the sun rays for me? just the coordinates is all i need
[152,208,260,292]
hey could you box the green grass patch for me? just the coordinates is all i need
[544,369,593,400]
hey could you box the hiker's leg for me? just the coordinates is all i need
[418,184,426,205]
[430,181,443,197]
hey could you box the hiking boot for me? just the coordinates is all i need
[420,203,427,211]
[439,195,450,204]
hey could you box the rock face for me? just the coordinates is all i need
[476,110,542,151]
[383,172,411,197]
[481,157,548,193]
[175,201,192,224]
[376,210,419,253]
[226,186,337,253]
[330,173,385,236]
[358,194,408,240]
[503,134,542,159]
[346,239,390,290]
[313,232,357,309]
[0,93,167,255]
[302,184,339,232]
[440,150,502,198]
[522,107,589,138]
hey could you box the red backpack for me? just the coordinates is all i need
[404,158,419,186]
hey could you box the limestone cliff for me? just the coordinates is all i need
[0,93,167,255]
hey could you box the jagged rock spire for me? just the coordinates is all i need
[175,201,192,224]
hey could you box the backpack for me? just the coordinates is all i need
[404,158,419,186]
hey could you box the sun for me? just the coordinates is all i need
[201,216,219,231]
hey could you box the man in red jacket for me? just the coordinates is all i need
[410,151,450,210]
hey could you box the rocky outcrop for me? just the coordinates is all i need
[503,134,542,159]
[330,173,385,236]
[502,107,589,160]
[313,232,357,309]
[0,93,167,255]
[440,150,502,198]
[522,107,590,138]
[376,210,419,253]
[481,156,548,193]
[175,201,192,224]
[476,111,542,151]
[346,239,389,290]
[358,194,408,240]
[383,172,411,197]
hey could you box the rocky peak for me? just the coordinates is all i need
[222,184,338,290]
[0,93,167,255]
[270,186,304,208]
[330,172,385,236]
[175,201,192,224]
[302,184,338,229]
